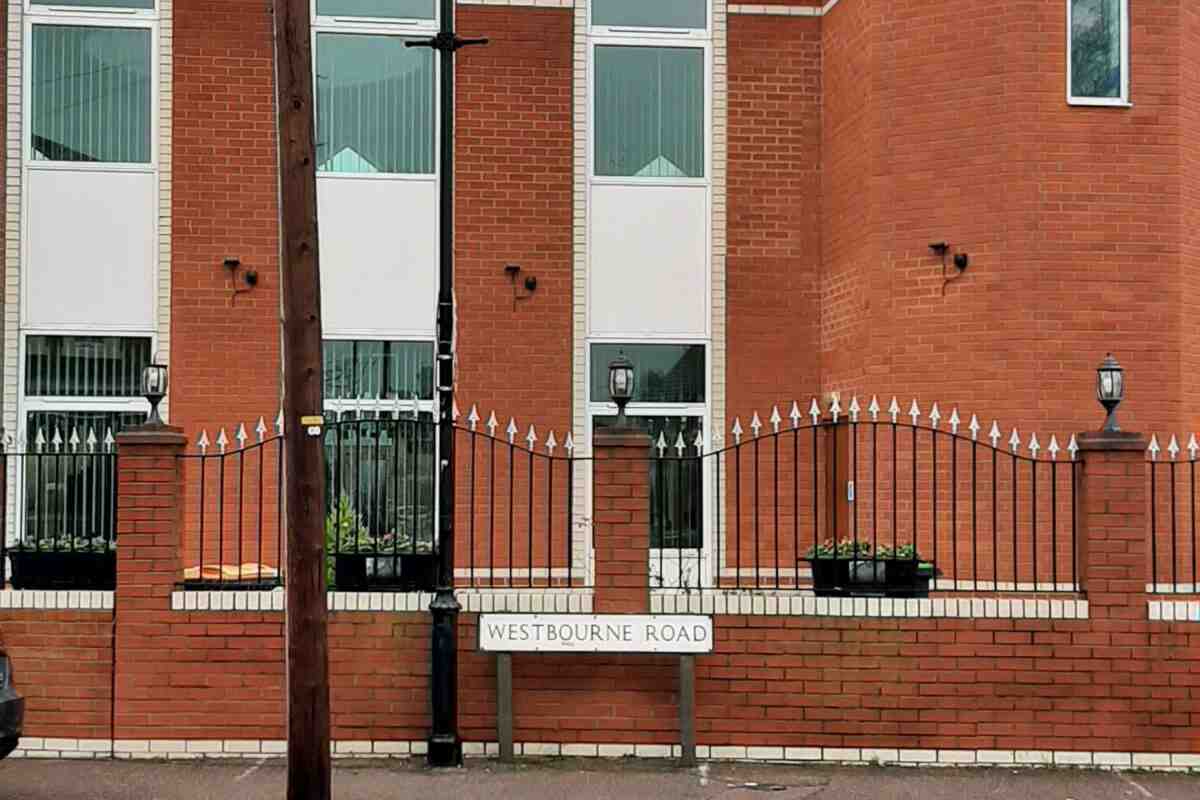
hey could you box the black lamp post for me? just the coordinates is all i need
[406,0,487,769]
[609,353,635,428]
[1097,353,1124,433]
[141,358,168,427]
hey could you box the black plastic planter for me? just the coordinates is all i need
[807,558,931,598]
[333,553,439,591]
[8,550,116,590]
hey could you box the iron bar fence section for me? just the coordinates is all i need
[0,444,120,589]
[1148,441,1200,594]
[178,416,585,591]
[179,430,284,588]
[650,414,1080,594]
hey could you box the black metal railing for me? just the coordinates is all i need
[649,405,1080,595]
[179,425,284,588]
[1,443,120,590]
[180,412,584,591]
[456,418,582,589]
[324,414,437,590]
[1149,440,1199,594]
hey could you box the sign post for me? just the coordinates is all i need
[479,614,713,764]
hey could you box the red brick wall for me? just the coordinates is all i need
[0,611,111,741]
[818,0,1186,437]
[727,14,823,416]
[1182,4,1200,432]
[820,0,879,397]
[10,608,1200,754]
[454,6,574,437]
[170,0,282,440]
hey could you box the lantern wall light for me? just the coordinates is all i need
[608,352,635,428]
[1096,353,1124,433]
[142,357,168,426]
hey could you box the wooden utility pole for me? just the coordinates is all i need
[272,1,331,798]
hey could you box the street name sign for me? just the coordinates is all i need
[478,614,713,654]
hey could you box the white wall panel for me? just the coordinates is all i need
[25,169,156,331]
[318,176,436,338]
[589,183,708,338]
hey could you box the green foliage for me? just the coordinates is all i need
[325,494,374,585]
[14,534,113,553]
[805,538,926,562]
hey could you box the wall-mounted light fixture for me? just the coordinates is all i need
[141,356,168,426]
[929,241,970,294]
[503,264,538,310]
[224,257,258,304]
[608,352,635,428]
[1096,353,1125,433]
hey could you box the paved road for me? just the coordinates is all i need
[0,758,1197,799]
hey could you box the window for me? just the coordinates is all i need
[1068,0,1129,105]
[590,0,708,181]
[322,340,436,557]
[18,336,150,550]
[32,1,154,7]
[29,1,156,165]
[594,46,704,178]
[314,1,437,175]
[588,344,707,554]
[316,0,434,18]
[592,0,706,31]
[323,339,434,402]
[589,343,705,404]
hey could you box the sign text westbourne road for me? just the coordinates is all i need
[478,614,713,654]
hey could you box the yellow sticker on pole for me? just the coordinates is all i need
[300,415,325,426]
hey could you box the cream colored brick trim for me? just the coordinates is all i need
[1148,600,1200,622]
[157,0,173,421]
[3,0,23,549]
[1147,582,1198,593]
[728,1,839,15]
[12,738,1200,771]
[0,589,113,611]
[728,4,822,16]
[651,591,1089,619]
[169,588,594,614]
[570,0,590,585]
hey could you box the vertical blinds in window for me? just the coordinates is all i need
[25,336,151,398]
[594,46,704,179]
[316,33,435,174]
[31,25,152,163]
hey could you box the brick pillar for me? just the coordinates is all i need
[592,429,651,613]
[1074,430,1148,619]
[114,424,188,738]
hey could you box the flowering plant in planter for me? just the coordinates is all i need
[325,495,438,591]
[804,538,934,598]
[8,535,116,590]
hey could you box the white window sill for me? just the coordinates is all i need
[1067,98,1134,109]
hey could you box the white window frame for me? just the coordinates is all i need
[24,1,160,172]
[585,341,713,589]
[587,0,712,187]
[588,0,708,39]
[311,0,440,181]
[11,331,152,549]
[1066,0,1130,107]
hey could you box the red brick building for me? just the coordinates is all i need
[1,0,1198,769]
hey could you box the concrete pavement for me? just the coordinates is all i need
[0,757,1197,799]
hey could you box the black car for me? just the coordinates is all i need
[0,637,22,759]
